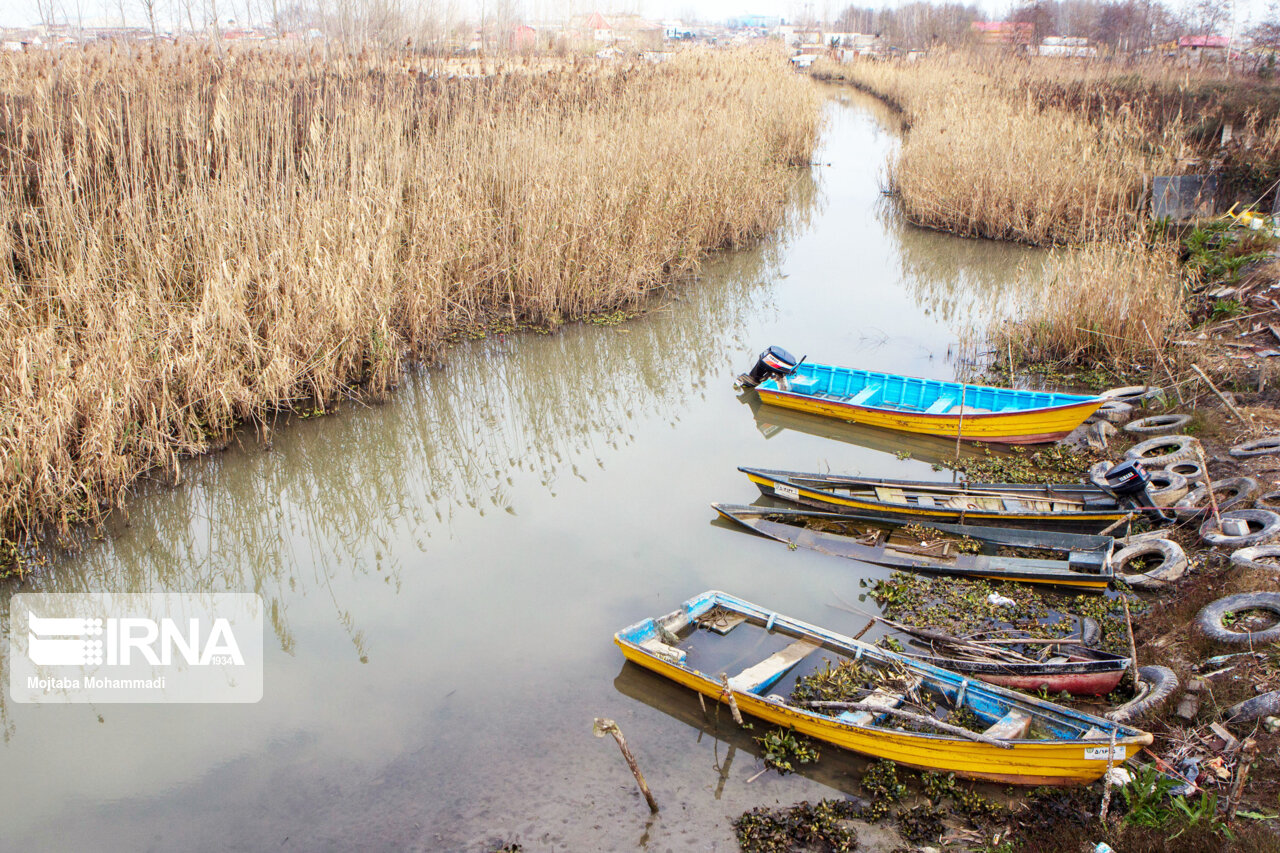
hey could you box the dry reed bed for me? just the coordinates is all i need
[815,54,1180,246]
[816,54,1191,368]
[0,46,820,554]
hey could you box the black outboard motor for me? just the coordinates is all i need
[737,345,800,389]
[1099,459,1172,520]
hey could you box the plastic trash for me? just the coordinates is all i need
[1105,767,1133,786]
[986,593,1016,607]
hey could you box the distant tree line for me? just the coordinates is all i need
[827,0,1278,53]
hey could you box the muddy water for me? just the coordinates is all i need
[0,89,1041,851]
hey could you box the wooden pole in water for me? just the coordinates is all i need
[954,383,967,461]
[593,718,660,814]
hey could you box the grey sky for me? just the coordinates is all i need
[0,0,1272,31]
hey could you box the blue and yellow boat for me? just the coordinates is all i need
[739,350,1103,444]
[615,590,1151,785]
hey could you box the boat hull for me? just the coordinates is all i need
[756,386,1101,444]
[979,669,1126,696]
[741,467,1130,532]
[614,591,1150,785]
[712,504,1114,591]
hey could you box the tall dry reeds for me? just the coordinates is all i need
[0,45,820,553]
[816,53,1191,368]
[815,55,1180,246]
[990,239,1185,368]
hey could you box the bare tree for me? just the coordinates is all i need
[140,0,159,34]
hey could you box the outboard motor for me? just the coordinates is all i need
[737,345,801,389]
[1100,459,1171,520]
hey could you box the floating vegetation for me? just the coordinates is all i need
[895,803,947,844]
[755,727,820,775]
[934,445,1103,485]
[868,572,1143,655]
[859,760,908,821]
[945,706,987,734]
[733,799,861,853]
[790,659,875,705]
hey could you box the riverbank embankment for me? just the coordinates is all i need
[0,46,821,572]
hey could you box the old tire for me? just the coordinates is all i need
[1175,477,1260,518]
[1231,545,1280,573]
[1125,414,1192,436]
[1197,592,1280,645]
[1199,509,1280,547]
[1124,435,1201,468]
[1113,539,1188,589]
[1094,400,1134,425]
[1228,691,1280,723]
[1102,386,1162,406]
[1146,469,1189,507]
[1105,665,1178,723]
[1258,491,1280,511]
[1166,460,1206,486]
[1089,461,1115,490]
[1229,436,1280,458]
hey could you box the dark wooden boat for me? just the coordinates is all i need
[712,503,1114,590]
[740,466,1133,532]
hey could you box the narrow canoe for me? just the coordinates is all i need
[615,590,1151,785]
[740,466,1135,532]
[712,503,1114,590]
[753,363,1104,444]
[905,646,1129,696]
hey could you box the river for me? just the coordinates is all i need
[1,87,1041,852]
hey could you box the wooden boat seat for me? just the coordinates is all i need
[1081,726,1110,740]
[983,709,1033,740]
[639,637,687,664]
[1002,499,1028,511]
[925,397,955,414]
[874,487,907,504]
[917,495,936,507]
[836,687,907,727]
[849,385,882,406]
[789,376,821,393]
[728,638,821,694]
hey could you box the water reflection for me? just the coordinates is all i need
[738,389,1006,467]
[612,661,869,793]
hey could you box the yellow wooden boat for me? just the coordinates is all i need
[742,356,1103,444]
[615,590,1151,785]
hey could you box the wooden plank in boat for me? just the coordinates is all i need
[1081,726,1110,740]
[728,638,821,692]
[984,709,1033,740]
[640,637,687,664]
[874,487,907,504]
[849,385,881,406]
[837,688,907,727]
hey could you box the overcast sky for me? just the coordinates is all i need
[0,0,1272,32]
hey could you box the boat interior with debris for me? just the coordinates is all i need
[614,591,1151,785]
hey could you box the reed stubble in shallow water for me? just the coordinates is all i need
[0,46,820,558]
